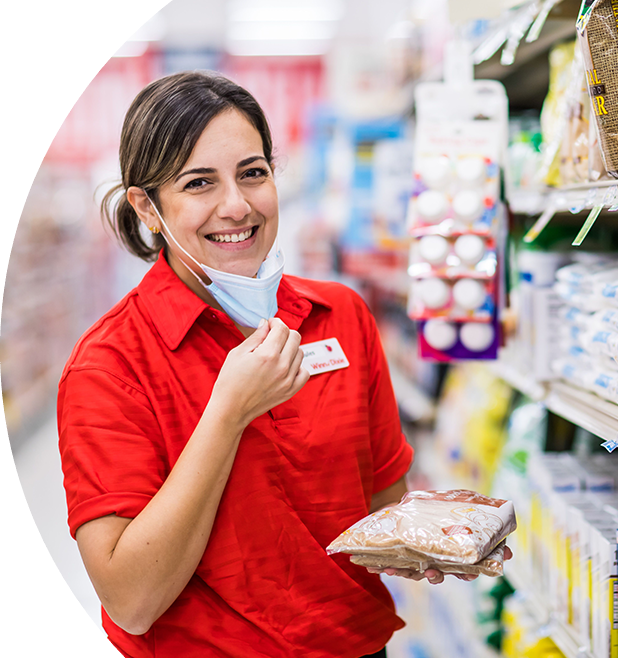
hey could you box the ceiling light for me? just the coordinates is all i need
[41,0,161,23]
[59,23,164,43]
[68,41,148,57]
[228,21,337,42]
[228,0,343,23]
[226,39,332,57]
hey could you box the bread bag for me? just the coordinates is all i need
[327,489,517,566]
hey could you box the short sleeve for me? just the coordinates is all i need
[58,367,169,538]
[357,301,414,493]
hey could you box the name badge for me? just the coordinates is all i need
[300,338,349,376]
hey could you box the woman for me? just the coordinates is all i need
[58,71,446,658]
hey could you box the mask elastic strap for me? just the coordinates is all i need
[144,192,212,292]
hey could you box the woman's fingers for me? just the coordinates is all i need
[423,569,444,584]
[258,318,289,354]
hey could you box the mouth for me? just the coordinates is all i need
[206,226,258,244]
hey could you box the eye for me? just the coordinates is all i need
[242,167,269,181]
[184,177,211,191]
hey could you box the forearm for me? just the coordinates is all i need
[78,403,245,634]
[368,476,408,514]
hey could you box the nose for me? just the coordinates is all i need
[216,180,252,222]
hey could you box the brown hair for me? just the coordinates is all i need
[101,71,274,261]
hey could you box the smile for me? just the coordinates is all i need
[206,226,257,243]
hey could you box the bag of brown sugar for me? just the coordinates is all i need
[327,490,517,568]
[577,0,618,178]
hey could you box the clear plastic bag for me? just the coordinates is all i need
[349,540,507,577]
[327,489,517,567]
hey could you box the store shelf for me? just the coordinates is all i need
[388,360,435,424]
[488,360,547,402]
[545,381,618,443]
[492,360,618,444]
[504,565,593,658]
[509,180,618,217]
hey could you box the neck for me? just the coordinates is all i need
[165,249,220,309]
[164,250,256,335]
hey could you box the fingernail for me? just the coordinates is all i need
[258,318,266,328]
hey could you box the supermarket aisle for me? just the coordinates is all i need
[0,418,104,658]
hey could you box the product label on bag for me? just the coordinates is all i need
[300,338,349,376]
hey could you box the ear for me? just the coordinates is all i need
[126,186,162,233]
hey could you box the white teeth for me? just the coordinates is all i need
[209,228,253,243]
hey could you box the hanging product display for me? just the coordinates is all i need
[577,0,618,179]
[407,78,508,361]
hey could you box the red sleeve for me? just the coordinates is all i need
[357,299,414,493]
[58,367,169,539]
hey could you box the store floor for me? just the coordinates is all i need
[0,418,105,658]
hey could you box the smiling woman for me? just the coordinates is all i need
[58,70,414,658]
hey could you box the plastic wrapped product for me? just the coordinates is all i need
[578,0,618,178]
[327,489,517,565]
[349,540,507,578]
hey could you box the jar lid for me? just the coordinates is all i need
[416,190,448,224]
[417,277,451,309]
[452,278,486,310]
[460,322,495,351]
[423,320,458,351]
[419,235,450,265]
[454,234,485,265]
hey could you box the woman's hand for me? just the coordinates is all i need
[210,318,310,428]
[366,545,513,584]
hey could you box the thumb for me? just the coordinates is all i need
[241,318,270,352]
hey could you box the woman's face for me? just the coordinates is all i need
[156,109,278,280]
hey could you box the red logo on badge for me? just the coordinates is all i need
[326,344,333,352]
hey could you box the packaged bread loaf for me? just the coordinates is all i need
[577,0,618,178]
[327,489,517,567]
[349,540,507,577]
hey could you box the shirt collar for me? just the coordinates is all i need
[138,253,332,350]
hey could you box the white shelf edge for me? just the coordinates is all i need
[388,359,435,424]
[509,180,618,216]
[491,361,618,443]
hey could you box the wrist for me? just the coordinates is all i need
[201,396,249,438]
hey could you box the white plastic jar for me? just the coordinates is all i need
[452,278,487,310]
[423,319,458,350]
[416,277,451,309]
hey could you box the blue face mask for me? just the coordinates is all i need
[146,194,284,328]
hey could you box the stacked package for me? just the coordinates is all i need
[551,255,618,402]
[327,490,517,578]
[523,453,618,658]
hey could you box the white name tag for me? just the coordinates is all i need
[300,338,350,376]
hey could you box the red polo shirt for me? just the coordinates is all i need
[58,253,413,658]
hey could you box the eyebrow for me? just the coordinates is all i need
[174,156,269,183]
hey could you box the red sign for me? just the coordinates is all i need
[224,56,325,152]
[0,55,155,162]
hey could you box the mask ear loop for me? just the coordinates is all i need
[144,190,278,278]
[144,191,214,292]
